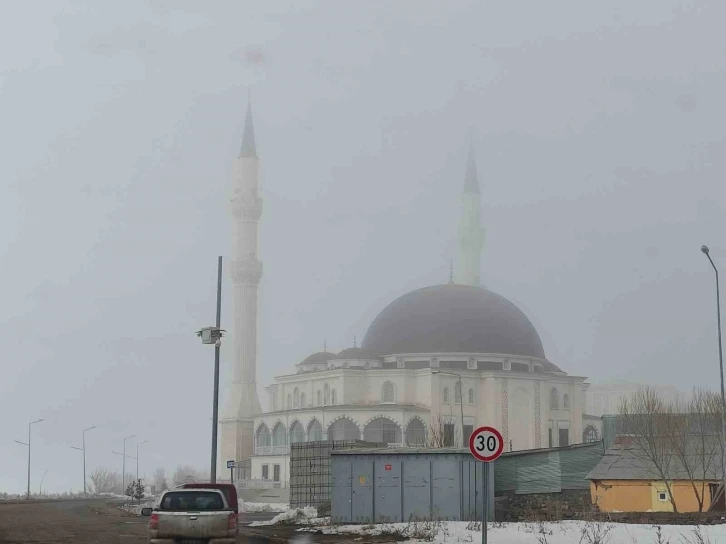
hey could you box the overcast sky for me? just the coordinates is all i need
[1,0,725,493]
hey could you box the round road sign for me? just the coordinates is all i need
[468,426,504,462]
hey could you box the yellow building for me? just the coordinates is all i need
[588,436,722,513]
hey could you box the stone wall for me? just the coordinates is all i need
[495,490,594,522]
[495,489,726,525]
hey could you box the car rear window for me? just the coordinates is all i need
[160,491,224,511]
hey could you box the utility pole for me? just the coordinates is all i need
[71,426,96,497]
[14,418,44,500]
[701,245,726,508]
[197,256,224,483]
[136,440,148,482]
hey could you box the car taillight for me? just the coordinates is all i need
[149,513,159,530]
[228,512,237,530]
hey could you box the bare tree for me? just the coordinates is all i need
[668,389,722,511]
[88,468,120,495]
[619,387,679,512]
[172,465,204,486]
[427,413,461,448]
[153,467,168,493]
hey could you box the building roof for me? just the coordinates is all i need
[361,284,547,360]
[587,435,722,481]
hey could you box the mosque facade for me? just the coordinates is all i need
[220,101,594,486]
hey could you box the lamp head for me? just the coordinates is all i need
[702,245,710,255]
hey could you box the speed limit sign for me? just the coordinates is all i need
[468,426,504,463]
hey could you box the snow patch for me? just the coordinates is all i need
[240,501,288,513]
[295,520,726,543]
[249,507,318,526]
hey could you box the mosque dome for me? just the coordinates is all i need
[296,351,336,366]
[361,284,546,359]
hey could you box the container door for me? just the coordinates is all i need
[374,459,401,523]
[331,460,352,523]
[402,458,431,522]
[351,459,374,523]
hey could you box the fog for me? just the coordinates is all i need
[1,0,725,494]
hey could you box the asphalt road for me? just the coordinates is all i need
[0,499,283,543]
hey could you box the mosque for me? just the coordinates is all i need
[218,100,596,486]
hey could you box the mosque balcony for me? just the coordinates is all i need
[255,445,290,456]
[231,259,263,285]
[230,194,263,221]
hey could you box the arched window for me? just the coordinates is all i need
[293,387,300,409]
[563,394,570,410]
[468,388,475,405]
[290,421,305,443]
[405,419,427,446]
[328,418,359,441]
[256,424,271,448]
[317,390,322,406]
[300,392,306,408]
[583,425,599,443]
[382,381,395,403]
[550,388,559,410]
[443,387,450,404]
[331,389,337,405]
[287,394,292,410]
[324,384,330,405]
[454,382,462,404]
[308,419,324,441]
[272,423,287,447]
[364,417,402,445]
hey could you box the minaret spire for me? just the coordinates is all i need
[457,138,485,286]
[463,143,480,194]
[220,92,264,474]
[239,91,257,158]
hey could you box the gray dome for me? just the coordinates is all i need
[361,284,546,359]
[296,351,335,366]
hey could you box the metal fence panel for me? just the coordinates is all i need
[432,459,461,521]
[402,458,431,521]
[561,442,605,490]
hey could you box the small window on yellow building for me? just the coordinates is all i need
[658,492,667,501]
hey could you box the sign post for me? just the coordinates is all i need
[468,426,504,544]
[226,460,236,485]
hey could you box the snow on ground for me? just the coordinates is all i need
[248,507,319,526]
[297,519,726,543]
[241,501,288,513]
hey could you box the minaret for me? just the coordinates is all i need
[219,95,263,473]
[457,145,485,286]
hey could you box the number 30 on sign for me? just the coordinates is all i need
[468,426,504,463]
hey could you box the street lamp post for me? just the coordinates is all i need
[701,245,726,505]
[196,256,224,483]
[14,418,44,499]
[431,370,465,447]
[123,435,136,496]
[136,440,148,482]
[71,426,96,497]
